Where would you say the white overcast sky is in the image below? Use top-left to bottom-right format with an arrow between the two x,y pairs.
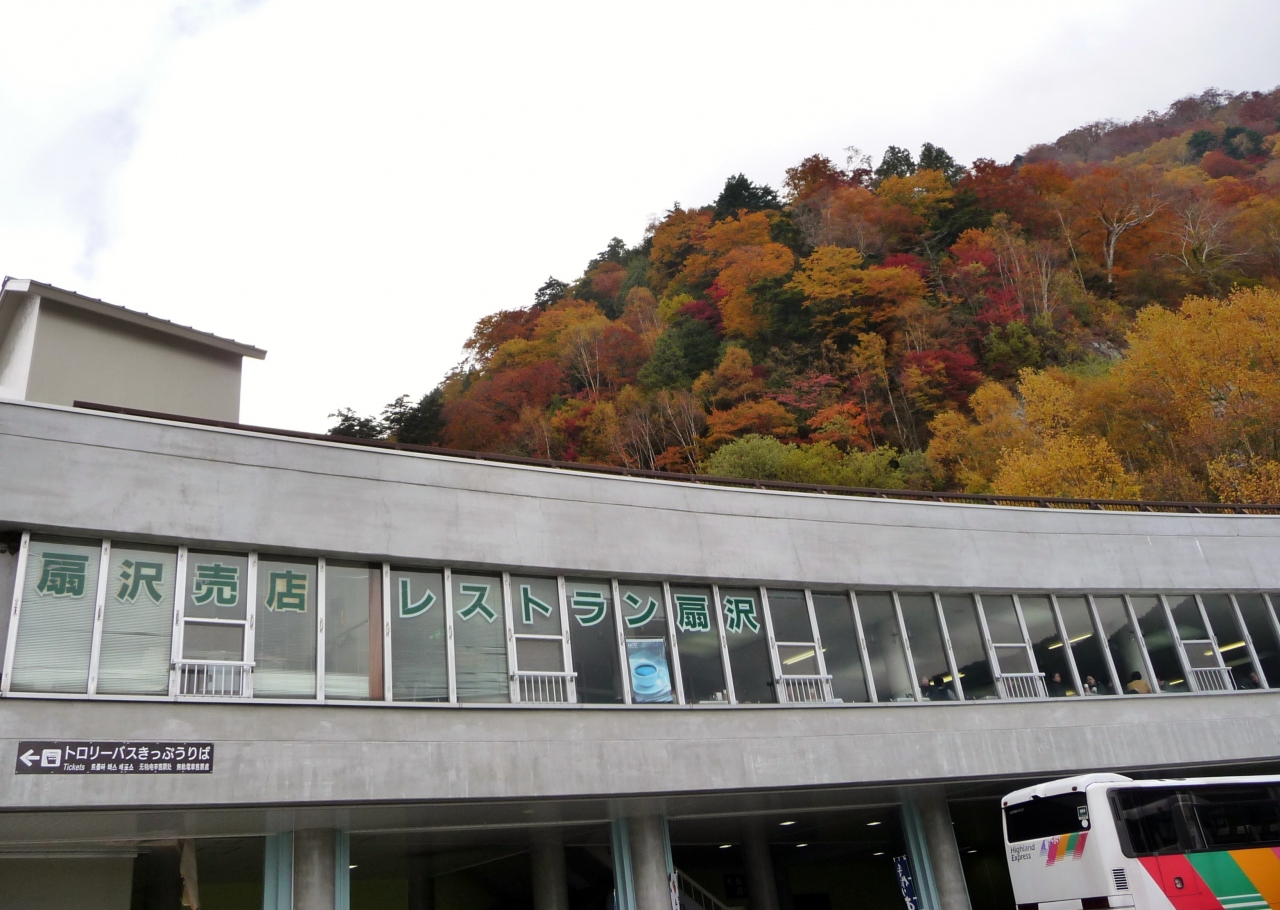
2,1 -> 1278,430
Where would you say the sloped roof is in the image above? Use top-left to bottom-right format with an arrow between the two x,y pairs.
0,277 -> 266,360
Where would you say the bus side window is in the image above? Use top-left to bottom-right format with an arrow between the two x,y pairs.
1191,787 -> 1280,849
1113,789 -> 1182,856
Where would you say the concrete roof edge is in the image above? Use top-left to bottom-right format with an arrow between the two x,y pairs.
0,277 -> 267,360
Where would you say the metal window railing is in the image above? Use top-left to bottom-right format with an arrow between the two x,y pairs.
177,660 -> 251,698
675,867 -> 733,910
997,672 -> 1048,700
1191,667 -> 1236,692
779,674 -> 833,704
513,670 -> 576,704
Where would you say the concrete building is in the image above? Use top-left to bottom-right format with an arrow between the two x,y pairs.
2,287 -> 1280,910
0,278 -> 265,421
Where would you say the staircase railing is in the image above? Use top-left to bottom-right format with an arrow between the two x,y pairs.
674,867 -> 735,910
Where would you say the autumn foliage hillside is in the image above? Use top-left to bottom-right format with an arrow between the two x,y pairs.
332,87 -> 1280,504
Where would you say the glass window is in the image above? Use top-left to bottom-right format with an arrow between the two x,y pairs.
451,572 -> 508,703
812,592 -> 870,703
1093,596 -> 1151,695
1130,595 -> 1187,692
899,593 -> 956,701
1201,595 -> 1252,684
566,578 -> 623,704
856,592 -> 914,702
719,587 -> 774,704
1236,595 -> 1280,688
1056,596 -> 1112,694
183,623 -> 244,662
10,537 -> 101,694
1166,594 -> 1222,674
389,568 -> 447,702
941,595 -> 995,699
672,584 -> 727,704
982,594 -> 1024,645
619,580 -> 674,704
97,544 -> 177,696
254,557 -> 318,698
183,551 -> 248,664
512,575 -> 564,670
324,561 -> 379,700
1019,595 -> 1073,696
1005,792 -> 1089,843
768,589 -> 814,644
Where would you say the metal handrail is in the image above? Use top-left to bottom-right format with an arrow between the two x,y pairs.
778,673 -> 834,704
997,672 -> 1048,700
1191,667 -> 1235,692
675,867 -> 734,910
73,402 -> 1280,515
176,660 -> 252,697
511,670 -> 577,704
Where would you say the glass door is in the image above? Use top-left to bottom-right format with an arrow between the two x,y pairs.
1164,594 -> 1233,692
180,550 -> 250,697
764,589 -> 832,704
510,574 -> 573,703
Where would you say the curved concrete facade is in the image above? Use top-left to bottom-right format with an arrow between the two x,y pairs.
3,400 -> 1279,910
2,401 -> 1278,593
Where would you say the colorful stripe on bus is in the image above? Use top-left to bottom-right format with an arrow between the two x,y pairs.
1138,847 -> 1280,908
1042,832 -> 1089,865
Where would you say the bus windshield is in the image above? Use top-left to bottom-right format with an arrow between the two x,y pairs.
1111,785 -> 1280,857
1004,792 -> 1090,843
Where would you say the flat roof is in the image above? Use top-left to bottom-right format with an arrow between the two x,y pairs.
0,277 -> 266,360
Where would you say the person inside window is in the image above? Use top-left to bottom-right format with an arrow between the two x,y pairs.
1047,671 -> 1067,697
1239,669 -> 1263,689
1125,670 -> 1152,694
1081,675 -> 1099,695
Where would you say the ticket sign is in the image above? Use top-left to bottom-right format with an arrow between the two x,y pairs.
14,741 -> 214,774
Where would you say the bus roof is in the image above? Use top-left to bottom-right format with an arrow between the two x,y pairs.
1003,774 -> 1130,806
1004,773 -> 1280,807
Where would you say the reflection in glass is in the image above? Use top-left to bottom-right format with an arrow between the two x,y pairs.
1056,596 -> 1113,694
1237,595 -> 1280,688
857,592 -> 914,701
672,585 -> 726,703
1130,596 -> 1186,692
619,581 -> 674,704
255,557 -> 318,698
1019,595 -> 1073,696
982,595 -> 1024,645
941,595 -> 994,699
899,593 -> 956,701
451,572 -> 508,703
720,587 -> 774,704
324,561 -> 378,700
389,568 -> 447,702
1092,596 -> 1150,695
812,592 -> 870,703
10,537 -> 101,694
566,578 -> 623,704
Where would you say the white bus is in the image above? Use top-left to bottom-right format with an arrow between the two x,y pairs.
1003,773 -> 1280,909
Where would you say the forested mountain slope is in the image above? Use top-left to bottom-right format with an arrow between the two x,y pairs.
331,87 -> 1280,503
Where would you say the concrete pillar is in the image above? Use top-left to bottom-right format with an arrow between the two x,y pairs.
407,855 -> 434,910
531,830 -> 570,910
743,820 -> 781,910
293,828 -> 336,910
910,787 -> 973,910
628,815 -> 672,910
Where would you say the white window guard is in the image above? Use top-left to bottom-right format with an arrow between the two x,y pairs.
177,660 -> 252,698
1191,667 -> 1235,692
996,672 -> 1047,700
778,674 -> 833,704
512,670 -> 576,704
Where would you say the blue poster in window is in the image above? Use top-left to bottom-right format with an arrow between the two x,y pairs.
893,855 -> 920,910
625,639 -> 673,703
